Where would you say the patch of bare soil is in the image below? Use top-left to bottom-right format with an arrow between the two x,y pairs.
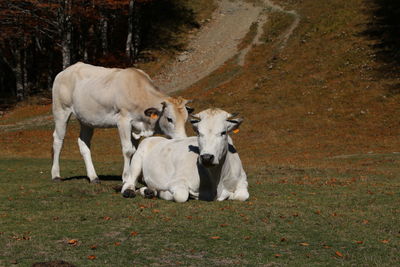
154,0 -> 299,93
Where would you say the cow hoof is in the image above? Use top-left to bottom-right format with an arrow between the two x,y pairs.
90,178 -> 100,184
52,177 -> 62,182
144,189 -> 155,199
123,189 -> 136,198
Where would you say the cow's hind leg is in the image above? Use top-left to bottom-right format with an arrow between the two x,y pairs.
51,109 -> 72,181
78,123 -> 99,183
171,183 -> 189,203
158,191 -> 174,201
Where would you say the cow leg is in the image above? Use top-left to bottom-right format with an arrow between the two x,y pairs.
170,183 -> 189,203
158,191 -> 174,201
217,189 -> 232,201
51,109 -> 71,181
138,187 -> 157,199
78,123 -> 99,183
231,188 -> 249,201
117,118 -> 137,184
121,149 -> 142,197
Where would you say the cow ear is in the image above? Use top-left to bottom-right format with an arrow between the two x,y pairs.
186,106 -> 195,114
226,118 -> 243,133
190,115 -> 201,132
144,107 -> 161,119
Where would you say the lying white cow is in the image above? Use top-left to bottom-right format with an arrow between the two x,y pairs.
121,108 -> 249,202
51,62 -> 193,184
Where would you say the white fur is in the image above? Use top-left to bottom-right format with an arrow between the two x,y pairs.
51,62 -> 189,182
122,109 -> 249,202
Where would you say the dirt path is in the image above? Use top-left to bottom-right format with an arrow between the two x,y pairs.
153,0 -> 300,93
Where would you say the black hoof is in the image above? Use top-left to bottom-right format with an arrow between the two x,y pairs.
123,189 -> 136,198
144,189 -> 155,199
52,177 -> 62,182
90,178 -> 100,184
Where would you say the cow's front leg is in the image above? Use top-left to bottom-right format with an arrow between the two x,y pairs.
217,188 -> 232,201
139,187 -> 158,199
117,118 -> 137,184
121,148 -> 143,198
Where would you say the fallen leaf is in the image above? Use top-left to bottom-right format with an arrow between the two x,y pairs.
67,239 -> 78,245
210,236 -> 221,240
300,242 -> 310,246
130,231 -> 138,236
335,251 -> 343,257
87,255 -> 96,260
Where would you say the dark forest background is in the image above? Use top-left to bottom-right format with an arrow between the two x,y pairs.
0,0 -> 199,106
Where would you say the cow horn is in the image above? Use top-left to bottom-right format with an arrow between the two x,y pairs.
190,115 -> 201,122
227,112 -> 239,120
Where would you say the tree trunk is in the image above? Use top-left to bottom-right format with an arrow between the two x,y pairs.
47,52 -> 54,91
100,17 -> 108,56
133,3 -> 140,58
23,49 -> 29,95
126,0 -> 135,63
61,0 -> 72,69
14,49 -> 24,101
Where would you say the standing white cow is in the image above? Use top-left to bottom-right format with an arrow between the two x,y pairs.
51,62 -> 193,184
121,108 -> 249,202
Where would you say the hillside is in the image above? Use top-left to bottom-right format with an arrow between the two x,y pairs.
177,0 -> 400,173
1,0 -> 400,265
1,0 -> 399,175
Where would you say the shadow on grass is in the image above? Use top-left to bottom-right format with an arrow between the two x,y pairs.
363,0 -> 400,93
62,175 -> 122,182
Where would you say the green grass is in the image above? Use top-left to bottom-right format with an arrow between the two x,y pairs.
1,157 -> 398,266
2,0 -> 400,265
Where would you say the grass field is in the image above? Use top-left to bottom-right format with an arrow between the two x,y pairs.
1,156 -> 399,266
1,0 -> 400,266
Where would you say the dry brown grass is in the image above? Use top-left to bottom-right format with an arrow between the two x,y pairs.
180,0 -> 400,173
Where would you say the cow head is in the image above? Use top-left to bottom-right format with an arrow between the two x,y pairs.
190,108 -> 242,167
145,96 -> 194,139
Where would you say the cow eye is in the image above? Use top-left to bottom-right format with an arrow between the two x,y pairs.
221,131 -> 227,136
167,117 -> 173,123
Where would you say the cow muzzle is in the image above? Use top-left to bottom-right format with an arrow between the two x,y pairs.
200,154 -> 216,167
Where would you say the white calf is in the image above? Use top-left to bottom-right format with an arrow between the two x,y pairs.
51,62 -> 193,184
